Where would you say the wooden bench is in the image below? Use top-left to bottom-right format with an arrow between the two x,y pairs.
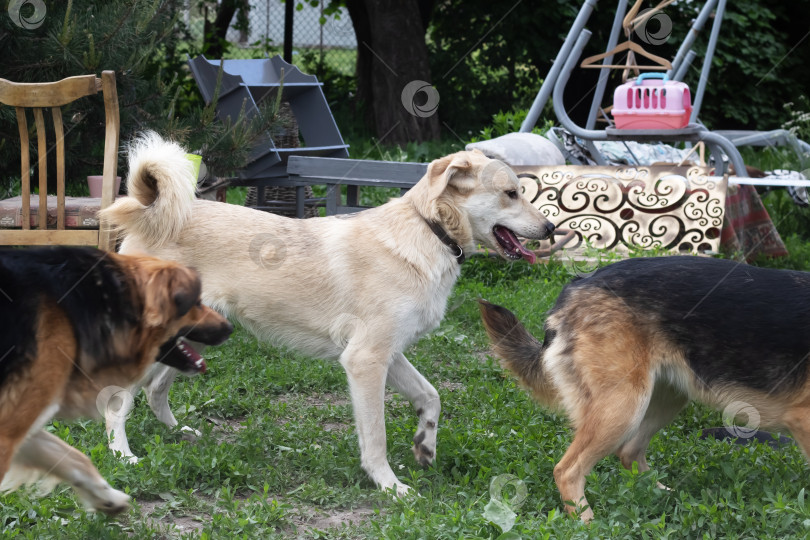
286,156 -> 427,215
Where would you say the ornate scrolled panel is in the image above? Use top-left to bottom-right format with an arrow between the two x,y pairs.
514,165 -> 727,257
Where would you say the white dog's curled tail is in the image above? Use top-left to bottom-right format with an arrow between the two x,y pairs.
100,131 -> 196,247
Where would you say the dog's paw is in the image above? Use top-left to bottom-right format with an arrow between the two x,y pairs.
98,497 -> 131,516
578,507 -> 594,523
83,487 -> 131,516
411,430 -> 436,467
179,425 -> 202,441
110,448 -> 139,464
381,482 -> 412,498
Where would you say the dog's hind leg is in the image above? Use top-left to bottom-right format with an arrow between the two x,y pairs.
386,352 -> 440,467
615,379 -> 688,485
340,343 -> 410,496
0,403 -> 61,491
554,389 -> 652,522
781,404 -> 810,462
12,430 -> 130,515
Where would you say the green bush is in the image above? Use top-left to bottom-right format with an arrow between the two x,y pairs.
0,0 -> 280,196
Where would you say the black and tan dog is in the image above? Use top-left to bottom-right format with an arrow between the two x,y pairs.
0,246 -> 232,514
480,256 -> 810,522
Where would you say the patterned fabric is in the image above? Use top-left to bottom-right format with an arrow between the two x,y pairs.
514,165 -> 727,257
721,184 -> 788,261
0,196 -> 105,229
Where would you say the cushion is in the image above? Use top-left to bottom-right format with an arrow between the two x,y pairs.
466,133 -> 566,166
0,195 -> 105,229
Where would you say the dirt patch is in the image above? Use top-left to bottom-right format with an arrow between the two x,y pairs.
272,392 -> 353,433
137,499 -> 209,536
439,381 -> 465,392
206,415 -> 248,443
475,350 -> 495,364
273,392 -> 351,408
138,491 -> 376,537
322,422 -> 350,432
285,501 -> 377,536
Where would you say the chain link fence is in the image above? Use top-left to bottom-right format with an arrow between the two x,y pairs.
184,1 -> 356,78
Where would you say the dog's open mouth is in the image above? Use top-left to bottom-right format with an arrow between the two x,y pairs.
493,225 -> 536,264
158,337 -> 207,374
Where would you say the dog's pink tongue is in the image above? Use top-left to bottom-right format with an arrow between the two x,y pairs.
518,242 -> 537,264
496,226 -> 536,264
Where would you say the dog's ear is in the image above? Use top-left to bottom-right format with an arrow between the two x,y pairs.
143,266 -> 201,326
142,269 -> 172,327
427,153 -> 477,201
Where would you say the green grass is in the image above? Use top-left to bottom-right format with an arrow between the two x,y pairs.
6,140 -> 810,536
4,254 -> 810,538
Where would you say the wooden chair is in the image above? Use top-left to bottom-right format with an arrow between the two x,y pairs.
0,71 -> 120,251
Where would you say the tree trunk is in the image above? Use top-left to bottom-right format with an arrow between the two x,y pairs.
203,0 -> 239,58
346,0 -> 440,145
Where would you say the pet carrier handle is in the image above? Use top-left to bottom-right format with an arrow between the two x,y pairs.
635,73 -> 669,85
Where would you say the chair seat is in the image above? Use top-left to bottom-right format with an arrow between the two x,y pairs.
0,195 -> 113,229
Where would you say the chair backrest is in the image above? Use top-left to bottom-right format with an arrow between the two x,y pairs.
0,71 -> 120,251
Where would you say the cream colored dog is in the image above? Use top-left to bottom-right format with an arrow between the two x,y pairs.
101,132 -> 554,495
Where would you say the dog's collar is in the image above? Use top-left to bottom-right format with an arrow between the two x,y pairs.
423,218 -> 465,264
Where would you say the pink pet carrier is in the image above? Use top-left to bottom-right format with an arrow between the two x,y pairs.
612,73 -> 692,130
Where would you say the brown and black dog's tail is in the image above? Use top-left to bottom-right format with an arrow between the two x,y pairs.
478,300 -> 548,395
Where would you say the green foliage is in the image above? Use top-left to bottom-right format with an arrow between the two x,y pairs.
0,0 -> 281,195
783,96 -> 810,143
471,109 -> 554,142
752,233 -> 810,271
426,1 -> 810,134
654,1 -> 810,130
758,189 -> 810,242
427,1 -> 581,133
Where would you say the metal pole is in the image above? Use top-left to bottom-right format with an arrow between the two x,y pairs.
320,0 -> 325,69
586,0 -> 629,130
284,0 -> 294,63
553,30 -> 596,137
667,0 -> 717,78
690,0 -> 725,122
519,0 -> 599,132
673,50 -> 696,81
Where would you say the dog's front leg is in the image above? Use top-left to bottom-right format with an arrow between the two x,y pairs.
146,346 -> 205,440
387,352 -> 440,467
13,430 -> 131,515
105,384 -> 139,463
144,364 -> 181,429
340,344 -> 409,496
